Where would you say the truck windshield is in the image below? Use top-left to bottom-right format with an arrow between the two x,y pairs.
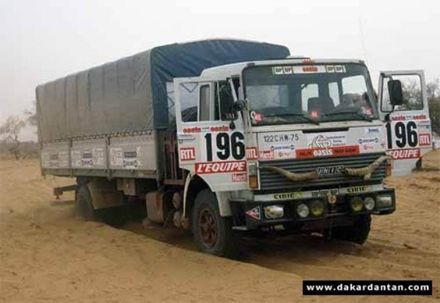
243,63 -> 378,125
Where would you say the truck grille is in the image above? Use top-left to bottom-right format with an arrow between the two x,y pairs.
258,153 -> 386,191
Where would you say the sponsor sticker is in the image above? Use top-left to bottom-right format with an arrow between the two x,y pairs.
365,127 -> 381,134
182,125 -> 229,133
195,161 -> 246,174
232,172 -> 247,182
246,147 -> 258,160
283,66 -> 293,74
250,111 -> 264,123
259,150 -> 274,160
391,114 -> 427,122
123,158 -> 138,169
308,133 -> 346,148
210,125 -> 230,132
272,65 -> 331,75
418,133 -> 432,146
413,114 -> 427,120
179,147 -> 196,161
49,153 -> 59,167
182,126 -> 201,133
387,148 -> 420,159
296,145 -> 360,159
346,186 -> 368,193
110,147 -> 123,166
273,192 -> 303,200
363,144 -> 375,151
246,206 -> 261,220
417,120 -> 431,126
358,137 -> 379,144
272,145 -> 296,159
272,66 -> 284,75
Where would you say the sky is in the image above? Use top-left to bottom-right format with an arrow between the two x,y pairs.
0,0 -> 439,140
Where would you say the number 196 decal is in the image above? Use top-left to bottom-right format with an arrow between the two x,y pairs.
204,132 -> 245,161
386,121 -> 418,149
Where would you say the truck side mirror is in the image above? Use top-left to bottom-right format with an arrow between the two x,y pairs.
233,99 -> 246,112
388,79 -> 403,106
219,81 -> 239,121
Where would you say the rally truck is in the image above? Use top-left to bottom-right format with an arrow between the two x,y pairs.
36,39 -> 432,257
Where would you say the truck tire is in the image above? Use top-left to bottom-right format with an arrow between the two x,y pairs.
76,184 -> 96,220
192,189 -> 239,258
326,214 -> 371,244
97,207 -> 127,228
76,184 -> 127,227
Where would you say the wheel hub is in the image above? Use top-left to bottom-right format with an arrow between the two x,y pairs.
199,208 -> 217,248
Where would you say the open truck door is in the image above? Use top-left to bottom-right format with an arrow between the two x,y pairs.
378,70 -> 433,176
173,78 -> 248,192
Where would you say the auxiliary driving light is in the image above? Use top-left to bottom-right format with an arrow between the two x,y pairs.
264,205 -> 284,219
377,195 -> 393,208
364,197 -> 376,211
309,200 -> 325,216
296,203 -> 310,218
350,196 -> 364,212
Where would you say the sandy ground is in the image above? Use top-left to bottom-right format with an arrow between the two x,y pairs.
0,152 -> 439,302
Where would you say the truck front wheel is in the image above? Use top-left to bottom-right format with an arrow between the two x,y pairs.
326,214 -> 371,244
192,189 -> 239,258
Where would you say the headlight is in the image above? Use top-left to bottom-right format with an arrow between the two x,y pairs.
377,195 -> 393,208
264,205 -> 284,219
350,196 -> 364,212
364,197 -> 375,211
296,203 -> 310,218
309,200 -> 325,216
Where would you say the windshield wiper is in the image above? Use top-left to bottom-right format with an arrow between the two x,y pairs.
265,113 -> 319,125
321,110 -> 373,122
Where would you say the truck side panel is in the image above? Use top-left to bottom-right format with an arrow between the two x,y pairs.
41,141 -> 70,169
71,138 -> 107,170
41,132 -> 159,179
109,133 -> 157,172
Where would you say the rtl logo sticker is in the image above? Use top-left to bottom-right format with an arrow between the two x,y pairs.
179,147 -> 195,161
418,133 -> 432,146
246,147 -> 258,160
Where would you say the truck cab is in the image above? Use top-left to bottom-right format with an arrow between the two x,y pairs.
173,58 -> 412,256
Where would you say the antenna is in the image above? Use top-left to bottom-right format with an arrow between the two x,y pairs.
358,0 -> 369,64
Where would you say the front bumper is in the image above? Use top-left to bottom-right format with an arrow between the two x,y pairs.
230,188 -> 395,231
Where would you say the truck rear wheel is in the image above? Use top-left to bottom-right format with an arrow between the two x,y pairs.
192,189 -> 239,258
326,214 -> 371,244
75,184 -> 127,227
97,207 -> 127,228
76,184 -> 96,220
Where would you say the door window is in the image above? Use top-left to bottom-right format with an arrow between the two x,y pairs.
180,82 -> 199,123
381,74 -> 423,112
